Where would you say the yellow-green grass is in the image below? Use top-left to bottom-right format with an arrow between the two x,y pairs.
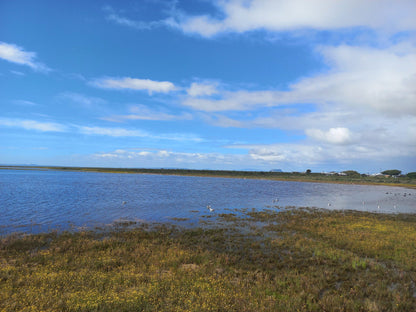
1,208 -> 416,311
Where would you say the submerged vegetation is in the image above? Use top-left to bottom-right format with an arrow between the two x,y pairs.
1,208 -> 416,311
2,166 -> 416,188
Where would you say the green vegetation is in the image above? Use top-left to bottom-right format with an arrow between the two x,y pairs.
1,208 -> 416,311
407,172 -> 416,178
3,166 -> 416,188
342,170 -> 361,177
381,170 -> 402,176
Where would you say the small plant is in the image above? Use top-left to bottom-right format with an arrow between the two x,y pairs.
1,209 -> 416,311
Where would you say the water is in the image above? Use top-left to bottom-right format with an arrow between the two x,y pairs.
0,169 -> 415,234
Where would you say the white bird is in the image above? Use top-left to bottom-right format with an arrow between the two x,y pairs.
207,205 -> 214,212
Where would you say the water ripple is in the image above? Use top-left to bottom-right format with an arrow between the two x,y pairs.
0,169 -> 415,234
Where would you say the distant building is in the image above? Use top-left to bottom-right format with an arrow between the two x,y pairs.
322,171 -> 337,176
370,173 -> 384,177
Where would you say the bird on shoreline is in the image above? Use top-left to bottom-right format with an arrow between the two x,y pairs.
207,205 -> 214,212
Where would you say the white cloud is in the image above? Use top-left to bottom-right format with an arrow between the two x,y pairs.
0,118 -> 202,143
107,13 -> 148,29
77,125 -> 203,142
103,5 -> 164,30
0,42 -> 50,72
223,112 -> 416,167
88,125 -> 416,169
59,92 -> 107,108
207,98 -> 416,166
167,15 -> 225,38
13,100 -> 38,106
238,138 -> 416,167
10,70 -> 25,76
92,148 -> 247,168
306,127 -> 353,145
169,0 -> 416,37
182,43 -> 416,116
106,12 -> 164,30
244,144 -> 338,164
181,40 -> 416,169
0,118 -> 66,132
292,44 -> 416,116
77,126 -> 149,137
91,77 -> 176,94
187,82 -> 219,97
182,90 -> 283,111
103,104 -> 192,122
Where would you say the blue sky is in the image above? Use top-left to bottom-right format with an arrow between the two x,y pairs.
1,0 -> 415,173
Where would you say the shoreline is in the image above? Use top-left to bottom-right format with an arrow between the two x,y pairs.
2,165 -> 416,189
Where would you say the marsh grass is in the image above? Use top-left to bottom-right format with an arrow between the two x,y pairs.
1,208 -> 415,311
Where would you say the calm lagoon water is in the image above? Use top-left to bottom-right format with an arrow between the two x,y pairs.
1,169 -> 415,234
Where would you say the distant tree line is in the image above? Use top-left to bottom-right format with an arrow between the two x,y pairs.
341,170 -> 361,177
6,166 -> 415,182
381,169 -> 402,176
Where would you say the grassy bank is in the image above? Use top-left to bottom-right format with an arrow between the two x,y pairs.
1,208 -> 416,311
3,166 -> 416,188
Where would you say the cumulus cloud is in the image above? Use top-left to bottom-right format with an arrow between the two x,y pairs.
0,42 -> 50,72
180,38 -> 416,169
91,77 -> 176,94
187,82 -> 219,97
306,127 -> 353,145
238,138 -> 416,167
168,0 -> 416,37
182,43 -> 416,117
222,112 -> 416,169
0,118 -> 66,132
292,44 -> 416,116
92,148 -> 248,169
90,123 -> 416,169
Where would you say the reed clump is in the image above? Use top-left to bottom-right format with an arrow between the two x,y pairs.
1,208 -> 415,311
